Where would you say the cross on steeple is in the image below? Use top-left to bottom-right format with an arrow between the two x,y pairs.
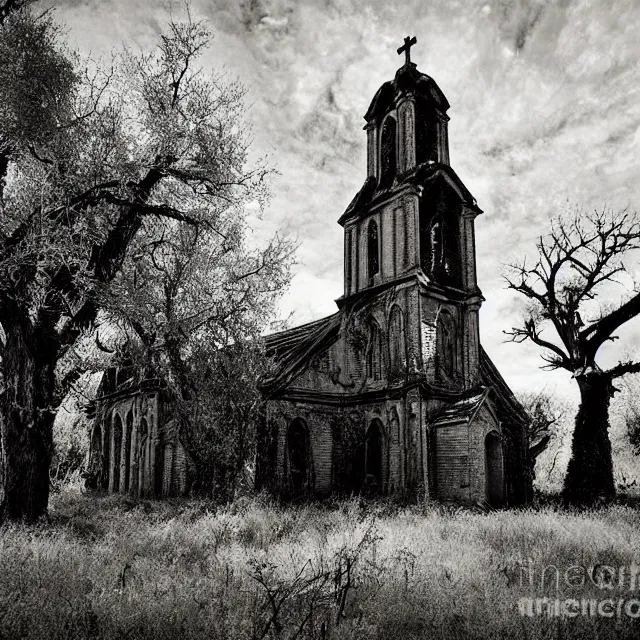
397,35 -> 417,66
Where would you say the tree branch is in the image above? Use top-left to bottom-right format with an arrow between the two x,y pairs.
606,360 -> 640,380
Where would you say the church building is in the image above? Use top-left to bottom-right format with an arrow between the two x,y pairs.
257,38 -> 532,507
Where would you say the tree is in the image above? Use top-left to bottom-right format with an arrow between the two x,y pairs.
517,390 -> 566,485
99,211 -> 294,501
505,207 -> 640,504
0,6 -> 285,520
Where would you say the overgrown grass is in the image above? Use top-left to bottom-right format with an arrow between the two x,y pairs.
2,486 -> 640,639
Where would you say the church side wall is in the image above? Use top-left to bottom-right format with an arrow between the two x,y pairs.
434,422 -> 470,503
268,396 -> 417,498
468,405 -> 502,504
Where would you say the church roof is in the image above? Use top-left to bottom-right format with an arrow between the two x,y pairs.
364,62 -> 450,123
261,312 -> 342,395
479,346 -> 529,426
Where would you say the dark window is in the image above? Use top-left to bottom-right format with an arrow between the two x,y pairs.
430,217 -> 444,274
123,411 -> 133,492
287,419 -> 314,495
437,310 -> 456,379
366,319 -> 383,380
364,420 -> 384,495
155,437 -> 164,497
379,117 -> 397,189
388,305 -> 406,370
416,101 -> 439,165
346,230 -> 352,291
485,431 -> 504,507
139,417 -> 148,496
367,219 -> 379,282
112,414 -> 122,492
101,422 -> 110,490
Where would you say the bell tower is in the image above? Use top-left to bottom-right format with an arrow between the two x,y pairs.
338,37 -> 484,389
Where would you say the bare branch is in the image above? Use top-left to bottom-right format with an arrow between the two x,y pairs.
606,360 -> 640,380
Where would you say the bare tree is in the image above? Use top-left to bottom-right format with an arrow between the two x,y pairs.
0,6 -> 281,520
504,206 -> 640,504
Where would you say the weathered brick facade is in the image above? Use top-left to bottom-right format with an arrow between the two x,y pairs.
259,51 -> 532,507
86,371 -> 192,498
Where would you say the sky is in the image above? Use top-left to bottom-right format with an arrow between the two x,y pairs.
41,0 -> 640,404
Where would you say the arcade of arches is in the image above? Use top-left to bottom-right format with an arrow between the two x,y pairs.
87,385 -> 191,498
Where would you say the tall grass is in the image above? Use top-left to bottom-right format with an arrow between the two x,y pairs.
2,486 -> 640,639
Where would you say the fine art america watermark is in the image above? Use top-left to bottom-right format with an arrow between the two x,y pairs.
517,559 -> 640,618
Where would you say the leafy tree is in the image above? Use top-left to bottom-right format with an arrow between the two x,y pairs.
505,207 -> 640,504
100,213 -> 294,501
0,6 -> 289,520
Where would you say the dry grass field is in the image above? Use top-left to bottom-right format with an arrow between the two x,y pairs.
2,485 -> 640,639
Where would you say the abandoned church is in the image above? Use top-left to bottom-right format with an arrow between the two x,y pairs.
86,38 -> 531,507
257,38 -> 532,507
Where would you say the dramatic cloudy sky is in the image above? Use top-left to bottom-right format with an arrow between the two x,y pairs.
42,0 -> 640,402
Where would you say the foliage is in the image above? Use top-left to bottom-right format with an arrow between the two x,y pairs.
3,489 -> 640,639
0,4 -> 293,518
517,390 -> 566,472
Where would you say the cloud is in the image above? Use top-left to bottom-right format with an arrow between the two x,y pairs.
42,0 -> 640,401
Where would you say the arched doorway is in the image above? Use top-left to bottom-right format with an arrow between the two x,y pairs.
287,419 -> 314,496
485,431 -> 504,508
364,420 -> 384,495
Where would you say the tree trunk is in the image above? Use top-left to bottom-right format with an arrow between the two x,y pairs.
0,305 -> 56,522
563,373 -> 616,505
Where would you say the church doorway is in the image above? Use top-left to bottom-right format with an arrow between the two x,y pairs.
364,420 -> 384,495
485,431 -> 504,508
287,419 -> 314,496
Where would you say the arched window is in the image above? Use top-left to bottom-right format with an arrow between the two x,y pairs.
388,305 -> 406,370
366,319 -> 383,380
430,217 -> 444,274
287,419 -> 314,495
379,116 -> 397,189
364,420 -> 384,494
367,219 -> 379,282
437,310 -> 456,379
416,104 -> 439,165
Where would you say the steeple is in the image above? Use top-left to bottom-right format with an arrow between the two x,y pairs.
363,36 -> 451,186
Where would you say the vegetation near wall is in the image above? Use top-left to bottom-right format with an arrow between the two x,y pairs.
2,487 -> 640,639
